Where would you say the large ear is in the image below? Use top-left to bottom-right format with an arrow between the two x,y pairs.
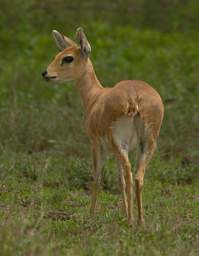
76,27 -> 91,56
52,30 -> 77,51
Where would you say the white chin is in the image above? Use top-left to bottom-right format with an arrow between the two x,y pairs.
50,77 -> 73,83
62,78 -> 73,83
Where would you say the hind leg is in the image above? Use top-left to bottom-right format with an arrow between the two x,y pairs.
119,151 -> 133,225
135,134 -> 156,225
117,161 -> 128,218
109,132 -> 133,225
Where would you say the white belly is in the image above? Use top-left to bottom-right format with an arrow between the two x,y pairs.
112,116 -> 137,151
100,116 -> 137,153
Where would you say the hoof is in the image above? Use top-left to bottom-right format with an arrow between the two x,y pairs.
128,218 -> 134,227
137,218 -> 145,226
89,208 -> 95,217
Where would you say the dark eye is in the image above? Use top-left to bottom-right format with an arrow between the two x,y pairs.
61,56 -> 74,65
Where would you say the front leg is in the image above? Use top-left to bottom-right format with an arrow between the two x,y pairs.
90,142 -> 102,216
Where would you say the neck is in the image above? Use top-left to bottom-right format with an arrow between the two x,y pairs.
75,59 -> 103,111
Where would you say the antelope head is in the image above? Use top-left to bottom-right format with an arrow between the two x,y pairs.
42,27 -> 91,82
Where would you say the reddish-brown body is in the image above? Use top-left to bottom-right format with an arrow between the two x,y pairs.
85,80 -> 163,139
42,28 -> 164,225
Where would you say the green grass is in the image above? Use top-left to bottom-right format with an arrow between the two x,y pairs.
0,1 -> 199,254
0,152 -> 198,255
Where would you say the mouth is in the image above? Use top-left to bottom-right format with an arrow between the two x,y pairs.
44,76 -> 57,81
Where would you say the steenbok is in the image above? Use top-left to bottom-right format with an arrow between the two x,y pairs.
42,28 -> 164,225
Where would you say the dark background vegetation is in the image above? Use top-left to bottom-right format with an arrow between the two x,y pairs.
0,0 -> 198,255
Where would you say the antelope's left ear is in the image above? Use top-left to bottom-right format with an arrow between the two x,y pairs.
76,27 -> 91,56
52,30 -> 77,51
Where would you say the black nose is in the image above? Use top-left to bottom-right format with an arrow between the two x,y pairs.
42,70 -> 47,77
